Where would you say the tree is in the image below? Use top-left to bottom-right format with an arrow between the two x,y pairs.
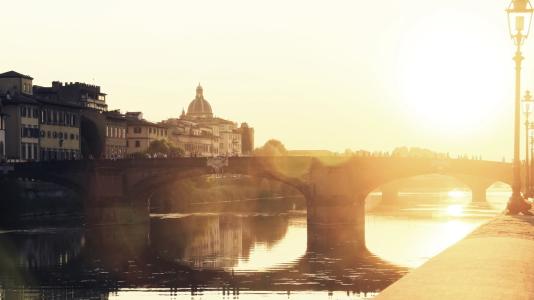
254,139 -> 288,156
147,140 -> 169,155
147,140 -> 185,158
168,144 -> 185,158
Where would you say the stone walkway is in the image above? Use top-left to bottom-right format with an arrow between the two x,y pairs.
376,214 -> 534,300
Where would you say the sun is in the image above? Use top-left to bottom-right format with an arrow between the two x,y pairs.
395,10 -> 509,137
445,204 -> 465,217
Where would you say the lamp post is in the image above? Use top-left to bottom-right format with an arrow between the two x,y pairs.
530,127 -> 534,196
522,90 -> 533,197
507,0 -> 534,214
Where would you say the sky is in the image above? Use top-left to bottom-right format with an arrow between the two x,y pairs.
1,0 -> 531,160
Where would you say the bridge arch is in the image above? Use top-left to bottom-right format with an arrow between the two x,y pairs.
127,165 -> 310,210
369,172 -> 511,207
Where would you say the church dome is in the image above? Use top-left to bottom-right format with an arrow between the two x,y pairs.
186,84 -> 213,118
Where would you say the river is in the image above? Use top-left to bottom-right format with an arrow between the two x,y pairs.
0,185 -> 509,299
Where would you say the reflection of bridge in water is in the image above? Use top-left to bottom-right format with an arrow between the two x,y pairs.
6,157 -> 513,249
0,215 -> 407,298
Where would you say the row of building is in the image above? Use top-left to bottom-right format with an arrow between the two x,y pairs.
0,71 -> 254,161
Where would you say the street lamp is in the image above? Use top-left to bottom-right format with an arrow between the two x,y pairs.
507,0 -> 534,214
530,126 -> 534,196
522,90 -> 534,197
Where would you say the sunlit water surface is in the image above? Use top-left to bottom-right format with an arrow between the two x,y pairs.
0,186 -> 509,299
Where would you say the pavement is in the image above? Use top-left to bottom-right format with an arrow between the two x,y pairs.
375,213 -> 534,300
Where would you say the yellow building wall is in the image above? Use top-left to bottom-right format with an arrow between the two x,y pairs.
40,125 -> 80,150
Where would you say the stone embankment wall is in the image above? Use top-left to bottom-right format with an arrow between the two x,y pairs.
376,215 -> 534,300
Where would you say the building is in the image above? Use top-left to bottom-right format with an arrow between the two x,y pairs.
165,84 -> 254,157
34,79 -> 111,159
237,122 -> 254,155
103,110 -> 127,159
163,117 -> 214,157
33,84 -> 83,161
126,112 -> 168,155
0,71 -> 41,161
0,99 -> 6,160
43,81 -> 108,112
37,98 -> 82,160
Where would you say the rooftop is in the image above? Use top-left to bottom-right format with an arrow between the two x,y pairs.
0,71 -> 33,80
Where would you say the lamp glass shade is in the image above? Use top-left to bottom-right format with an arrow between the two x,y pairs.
508,0 -> 534,44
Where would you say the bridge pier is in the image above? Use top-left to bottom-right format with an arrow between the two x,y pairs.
307,163 -> 368,252
454,175 -> 494,203
307,197 -> 366,253
380,183 -> 399,205
85,199 -> 149,225
84,170 -> 150,226
470,184 -> 489,203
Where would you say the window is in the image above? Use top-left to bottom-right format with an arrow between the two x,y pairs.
134,127 -> 142,134
33,108 -> 38,118
21,143 -> 26,159
135,141 -> 140,147
47,131 -> 51,138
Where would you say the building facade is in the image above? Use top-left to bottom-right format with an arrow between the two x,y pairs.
37,99 -> 81,160
165,85 -> 253,157
126,112 -> 168,155
34,82 -> 83,161
34,79 -> 110,159
163,118 -> 214,157
0,71 -> 41,161
104,110 -> 127,159
0,99 -> 6,160
237,123 -> 254,155
42,81 -> 108,111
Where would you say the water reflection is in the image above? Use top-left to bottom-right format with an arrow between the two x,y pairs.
0,187 -> 508,299
365,186 -> 509,268
151,214 -> 291,270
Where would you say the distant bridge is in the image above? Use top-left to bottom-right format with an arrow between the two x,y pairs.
3,157 -> 513,248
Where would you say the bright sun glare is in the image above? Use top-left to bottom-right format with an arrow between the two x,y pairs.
445,204 -> 465,217
447,189 -> 467,199
396,10 -> 507,136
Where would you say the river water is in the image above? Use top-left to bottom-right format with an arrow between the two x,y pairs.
0,186 -> 509,299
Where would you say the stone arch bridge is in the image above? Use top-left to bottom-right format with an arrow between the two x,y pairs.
5,157 -> 513,249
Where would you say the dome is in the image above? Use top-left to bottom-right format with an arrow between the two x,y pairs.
186,84 -> 213,118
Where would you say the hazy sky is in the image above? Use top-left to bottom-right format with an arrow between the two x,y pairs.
1,0 -> 531,160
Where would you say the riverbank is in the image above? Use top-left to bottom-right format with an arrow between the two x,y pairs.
376,213 -> 534,299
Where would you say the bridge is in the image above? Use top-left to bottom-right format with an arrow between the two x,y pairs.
3,156 -> 513,249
